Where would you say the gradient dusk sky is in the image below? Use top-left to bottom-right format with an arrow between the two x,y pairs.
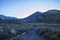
0,0 -> 60,18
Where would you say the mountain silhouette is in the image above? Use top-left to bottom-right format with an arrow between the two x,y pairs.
42,9 -> 60,23
19,11 -> 42,22
0,9 -> 60,23
0,15 -> 18,22
25,9 -> 60,23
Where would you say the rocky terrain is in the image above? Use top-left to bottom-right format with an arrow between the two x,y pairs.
0,9 -> 60,40
0,24 -> 46,40
0,23 -> 60,40
37,28 -> 60,40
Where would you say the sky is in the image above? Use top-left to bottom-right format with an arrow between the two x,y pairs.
0,0 -> 60,18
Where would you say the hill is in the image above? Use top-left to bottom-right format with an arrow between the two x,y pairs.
25,9 -> 60,23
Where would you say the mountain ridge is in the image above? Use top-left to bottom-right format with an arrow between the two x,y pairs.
0,9 -> 60,23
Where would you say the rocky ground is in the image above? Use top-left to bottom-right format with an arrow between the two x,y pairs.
0,25 -> 60,40
0,26 -> 46,40
37,28 -> 60,40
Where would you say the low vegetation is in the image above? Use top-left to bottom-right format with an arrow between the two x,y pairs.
37,28 -> 60,40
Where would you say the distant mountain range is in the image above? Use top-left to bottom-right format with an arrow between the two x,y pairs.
0,9 -> 60,23
0,15 -> 18,22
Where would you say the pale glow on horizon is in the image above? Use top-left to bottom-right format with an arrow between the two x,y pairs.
0,0 -> 60,18
2,7 -> 51,18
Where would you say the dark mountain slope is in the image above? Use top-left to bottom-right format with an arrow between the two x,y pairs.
19,11 -> 42,22
42,9 -> 60,23
0,15 -> 18,23
0,9 -> 60,23
25,9 -> 60,23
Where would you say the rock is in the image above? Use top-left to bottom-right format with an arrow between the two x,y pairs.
10,29 -> 17,37
0,27 -> 9,40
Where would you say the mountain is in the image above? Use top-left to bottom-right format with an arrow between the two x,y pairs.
0,15 -> 18,22
19,11 -> 42,22
25,9 -> 60,23
0,9 -> 60,23
42,9 -> 60,23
